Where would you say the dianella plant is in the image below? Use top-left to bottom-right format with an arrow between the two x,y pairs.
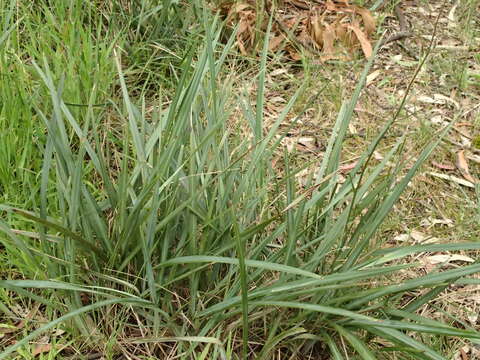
1,10 -> 479,360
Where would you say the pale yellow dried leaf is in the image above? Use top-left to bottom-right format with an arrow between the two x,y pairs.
447,3 -> 458,28
366,69 -> 381,85
426,254 -> 475,265
429,172 -> 475,188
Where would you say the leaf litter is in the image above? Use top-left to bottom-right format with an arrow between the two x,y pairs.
217,0 -> 376,61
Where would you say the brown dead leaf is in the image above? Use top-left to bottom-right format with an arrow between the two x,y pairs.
0,321 -> 24,335
32,343 -> 52,357
220,0 -> 375,60
336,23 -> 357,50
269,34 -> 285,51
348,24 -> 372,58
456,150 -> 477,183
226,3 -> 251,22
339,161 -> 358,173
288,48 -> 302,61
311,15 -> 324,47
354,6 -> 376,35
322,23 -> 336,54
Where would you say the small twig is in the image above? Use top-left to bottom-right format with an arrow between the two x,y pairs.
461,102 -> 480,118
290,0 -> 310,10
394,3 -> 409,32
378,1 -> 413,48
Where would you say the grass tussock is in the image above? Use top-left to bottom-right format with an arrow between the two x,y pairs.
1,1 -> 480,359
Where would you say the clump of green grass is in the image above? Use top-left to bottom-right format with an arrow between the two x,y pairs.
0,0 -> 195,206
1,4 -> 480,360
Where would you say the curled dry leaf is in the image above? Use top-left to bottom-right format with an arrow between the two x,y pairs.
354,6 -> 376,35
456,150 -> 477,183
219,0 -> 376,60
348,24 -> 372,58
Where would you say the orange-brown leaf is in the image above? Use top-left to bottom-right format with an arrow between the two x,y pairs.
288,48 -> 302,61
33,343 -> 52,357
348,24 -> 372,57
355,7 -> 376,35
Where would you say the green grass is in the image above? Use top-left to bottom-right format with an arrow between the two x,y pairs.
1,1 -> 480,359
